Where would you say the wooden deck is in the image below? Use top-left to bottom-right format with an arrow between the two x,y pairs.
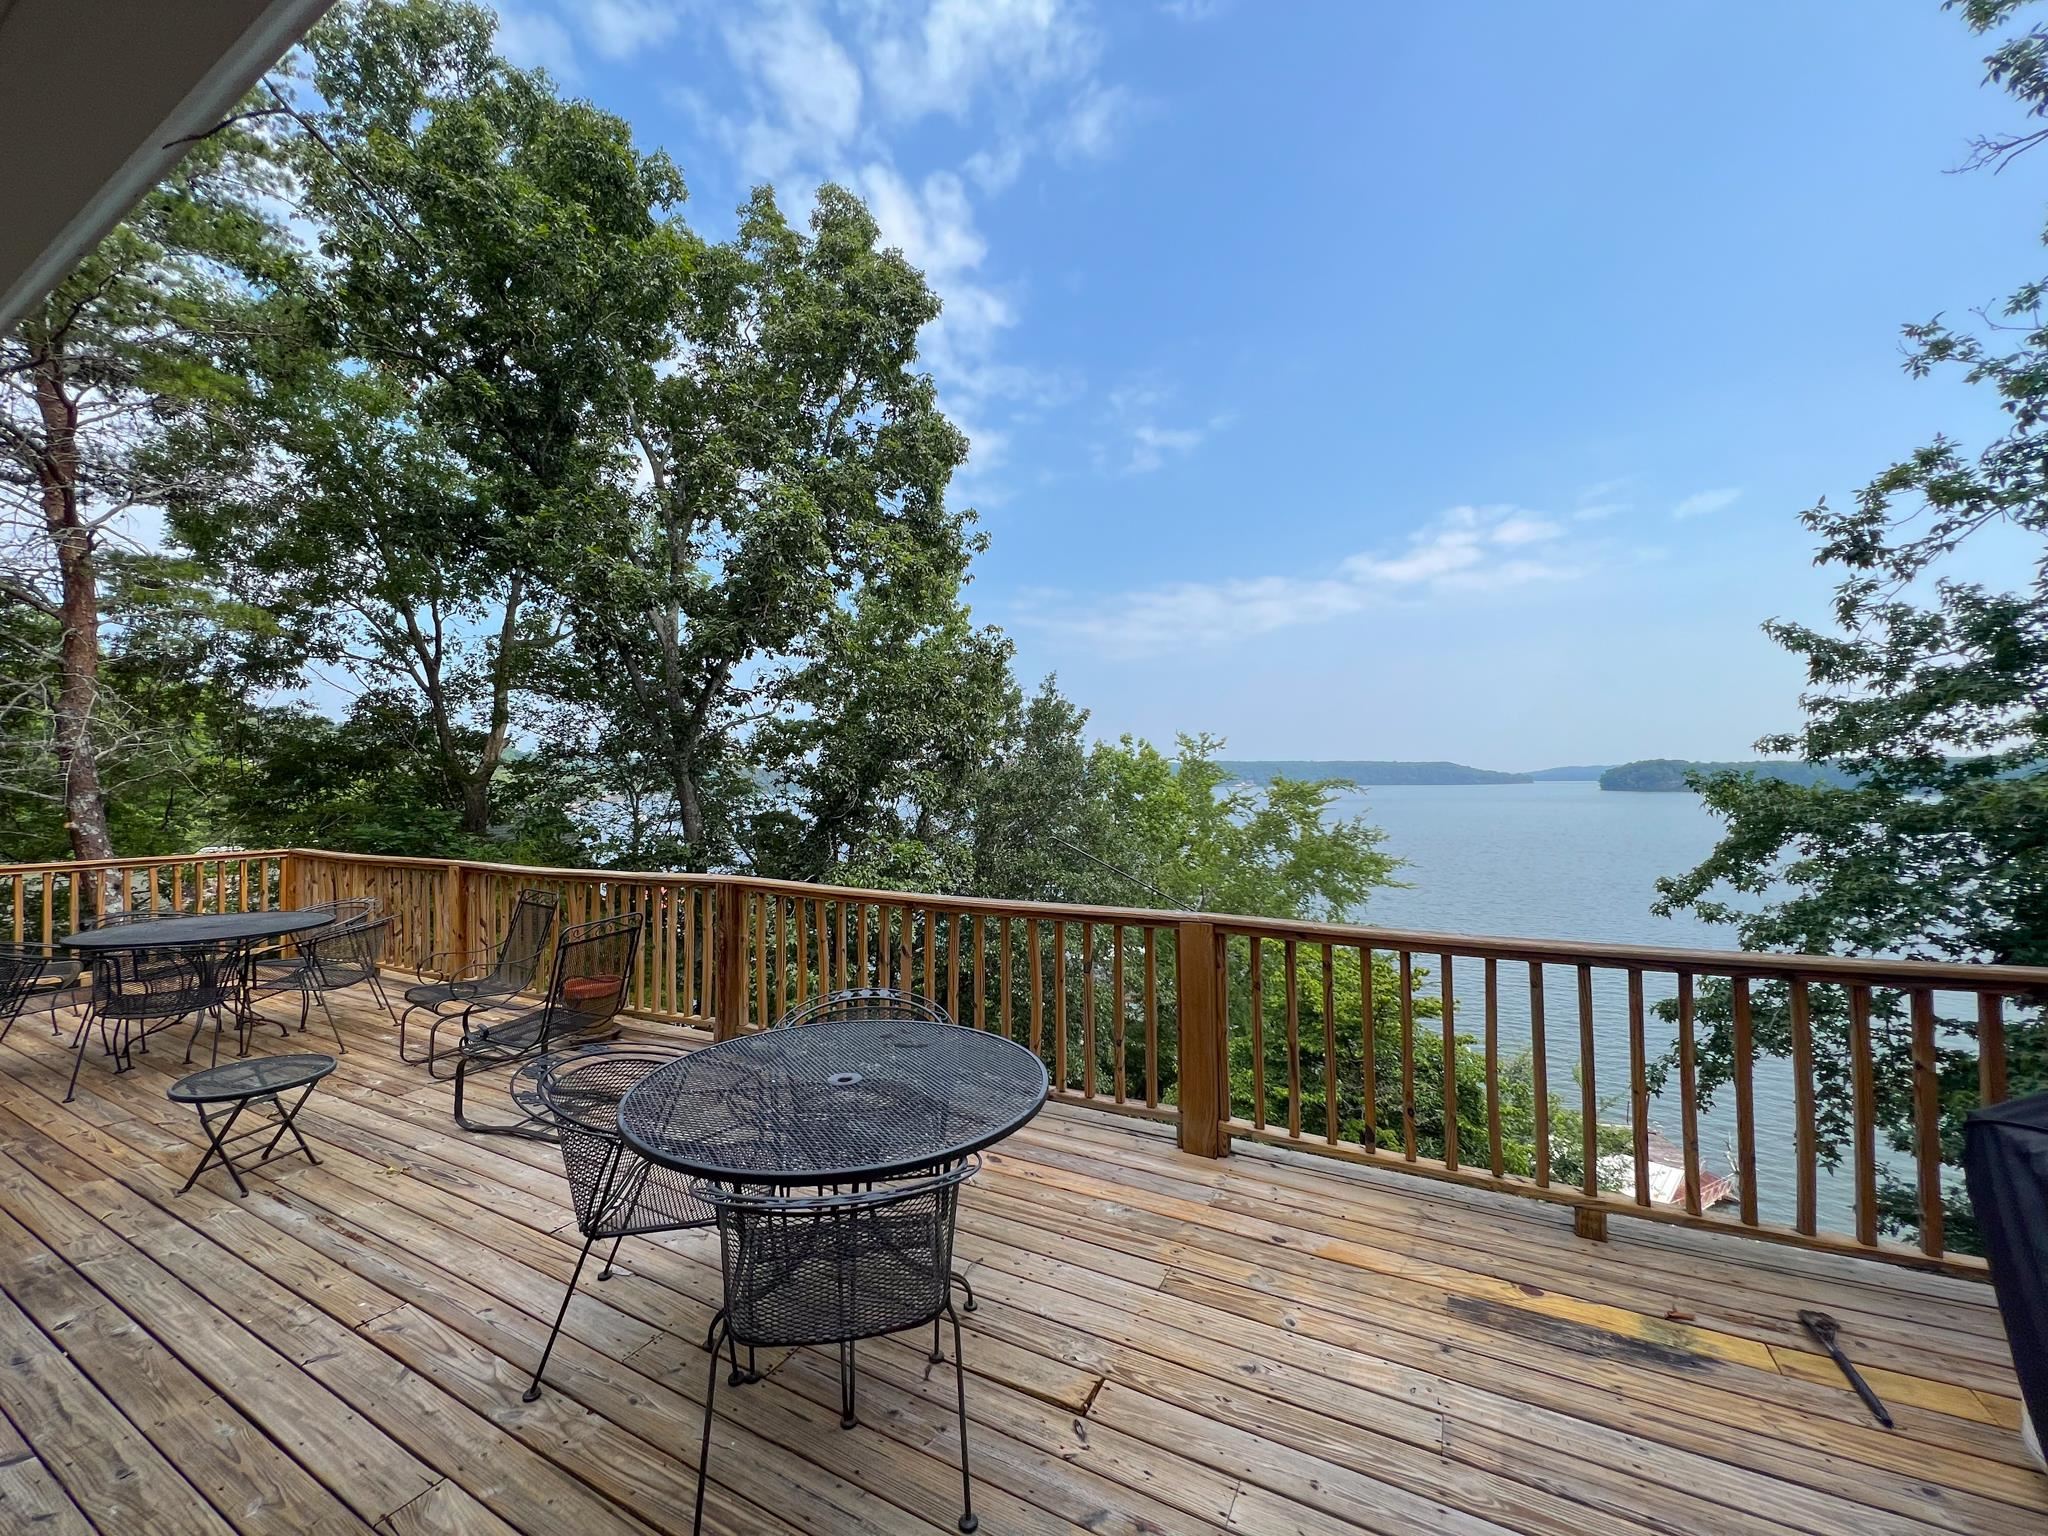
0,990 -> 2038,1536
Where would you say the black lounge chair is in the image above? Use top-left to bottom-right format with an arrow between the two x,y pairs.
449,911 -> 641,1136
398,887 -> 558,1066
771,985 -> 952,1029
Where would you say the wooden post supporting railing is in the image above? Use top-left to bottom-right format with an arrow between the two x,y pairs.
1176,919 -> 1227,1157
443,859 -> 469,960
715,880 -> 748,1040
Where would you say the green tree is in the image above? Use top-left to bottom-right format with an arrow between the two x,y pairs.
179,0 -> 690,837
0,112 -> 291,859
568,183 -> 976,866
1654,0 -> 2048,1249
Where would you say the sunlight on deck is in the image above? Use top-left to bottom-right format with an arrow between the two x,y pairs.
0,990 -> 2036,1535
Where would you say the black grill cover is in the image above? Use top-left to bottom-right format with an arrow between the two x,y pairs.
1964,1090 -> 2048,1438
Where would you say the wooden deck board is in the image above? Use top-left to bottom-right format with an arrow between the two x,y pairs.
0,988 -> 2037,1534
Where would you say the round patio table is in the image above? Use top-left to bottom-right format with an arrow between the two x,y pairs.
62,909 -> 340,1077
617,1019 -> 1049,1185
60,910 -> 333,953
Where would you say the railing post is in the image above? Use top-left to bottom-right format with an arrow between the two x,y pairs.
715,881 -> 749,1040
1176,920 -> 1228,1157
277,852 -> 297,914
444,860 -> 470,967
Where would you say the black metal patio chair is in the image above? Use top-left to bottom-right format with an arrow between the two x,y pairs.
448,911 -> 642,1136
246,913 -> 392,1055
771,986 -> 953,1029
692,1161 -> 982,1534
519,1042 -> 712,1401
0,944 -> 70,1046
398,888 -> 559,1066
64,937 -> 241,1101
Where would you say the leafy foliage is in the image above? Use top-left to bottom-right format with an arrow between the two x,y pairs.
1655,0 -> 2048,1249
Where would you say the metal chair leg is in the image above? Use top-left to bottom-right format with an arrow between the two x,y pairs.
596,1232 -> 626,1281
950,1270 -> 978,1312
64,1004 -> 98,1101
693,1317 -> 723,1536
314,990 -> 347,1054
524,1230 -> 600,1401
838,1338 -> 858,1428
949,1303 -> 977,1533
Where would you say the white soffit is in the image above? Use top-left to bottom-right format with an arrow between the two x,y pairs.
0,0 -> 336,335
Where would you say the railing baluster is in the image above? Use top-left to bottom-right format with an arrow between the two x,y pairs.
1321,943 -> 1337,1145
1979,992 -> 2008,1106
1849,984 -> 1878,1247
1000,916 -> 1014,1040
972,913 -> 986,1030
1360,946 -> 1376,1152
1398,949 -> 1416,1161
1440,951 -> 1457,1173
754,894 -> 770,1027
1732,977 -> 1759,1227
1577,965 -> 1597,1198
1911,989 -> 1944,1256
1112,925 -> 1127,1101
1250,936 -> 1266,1131
1052,919 -> 1068,1093
1284,938 -> 1301,1138
1145,928 -> 1159,1104
1789,978 -> 1817,1237
1484,958 -> 1502,1178
1628,968 -> 1650,1207
1028,918 -> 1045,1056
1082,920 -> 1097,1098
1676,972 -> 1702,1217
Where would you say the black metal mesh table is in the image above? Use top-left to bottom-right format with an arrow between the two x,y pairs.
617,1020 -> 1049,1184
61,910 -> 333,951
168,1052 -> 335,1196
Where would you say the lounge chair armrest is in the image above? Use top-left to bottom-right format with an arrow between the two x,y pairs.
413,947 -> 490,986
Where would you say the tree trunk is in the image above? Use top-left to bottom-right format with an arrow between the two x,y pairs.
460,775 -> 492,837
35,361 -> 114,861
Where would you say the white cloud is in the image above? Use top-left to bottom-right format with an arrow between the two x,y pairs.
584,0 -> 684,60
1159,0 -> 1226,18
492,6 -> 579,79
1107,381 -> 1230,473
1127,423 -> 1204,472
1672,486 -> 1742,520
1020,505 -> 1586,655
1053,82 -> 1137,160
963,138 -> 1032,193
680,0 -> 1131,490
855,0 -> 1101,122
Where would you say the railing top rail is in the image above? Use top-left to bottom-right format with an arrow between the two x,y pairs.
2,847 -> 2039,994
284,848 -> 716,882
0,849 -> 293,876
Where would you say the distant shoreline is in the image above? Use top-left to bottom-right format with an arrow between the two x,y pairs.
1217,758 -> 1846,790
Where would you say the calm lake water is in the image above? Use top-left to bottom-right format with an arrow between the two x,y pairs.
1333,780 -> 1848,1230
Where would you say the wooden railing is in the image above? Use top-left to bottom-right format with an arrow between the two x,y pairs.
4,847 -> 2041,1275
0,850 -> 288,943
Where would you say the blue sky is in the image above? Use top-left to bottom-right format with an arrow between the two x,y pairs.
489,0 -> 2036,768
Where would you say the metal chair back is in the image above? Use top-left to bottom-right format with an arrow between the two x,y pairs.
772,986 -> 952,1030
695,1159 -> 978,1348
90,942 -> 238,1022
542,911 -> 641,1041
309,915 -> 390,990
488,888 -> 560,993
536,1045 -> 709,1238
0,946 -> 51,1041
